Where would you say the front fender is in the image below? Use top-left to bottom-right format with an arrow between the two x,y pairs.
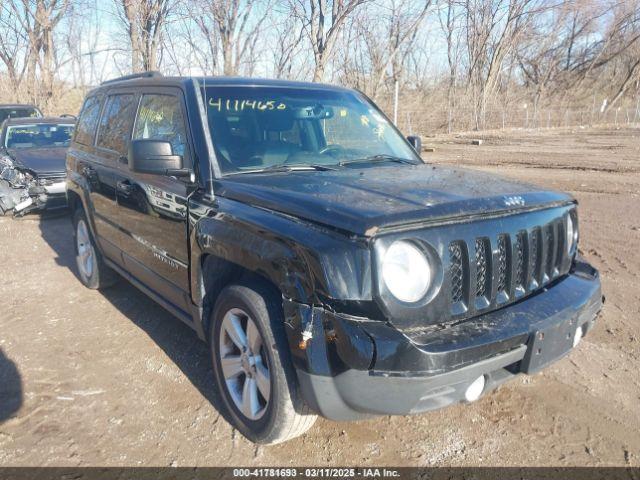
188,196 -> 373,307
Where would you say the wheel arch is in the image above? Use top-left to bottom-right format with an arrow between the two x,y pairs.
66,177 -> 101,246
66,188 -> 82,216
198,253 -> 286,341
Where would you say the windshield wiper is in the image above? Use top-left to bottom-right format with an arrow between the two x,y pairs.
225,163 -> 337,176
338,154 -> 419,167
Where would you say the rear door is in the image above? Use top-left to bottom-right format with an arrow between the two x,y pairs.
115,88 -> 192,314
68,93 -> 123,264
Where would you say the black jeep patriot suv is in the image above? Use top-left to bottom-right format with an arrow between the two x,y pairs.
66,72 -> 602,444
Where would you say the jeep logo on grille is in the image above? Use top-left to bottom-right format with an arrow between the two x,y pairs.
503,195 -> 525,207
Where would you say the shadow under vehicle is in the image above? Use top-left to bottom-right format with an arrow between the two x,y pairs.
65,72 -> 603,444
36,214 -> 232,429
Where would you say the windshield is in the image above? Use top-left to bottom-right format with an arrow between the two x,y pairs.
5,124 -> 75,149
0,107 -> 41,124
200,85 -> 420,175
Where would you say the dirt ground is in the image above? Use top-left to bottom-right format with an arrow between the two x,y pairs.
0,127 -> 638,466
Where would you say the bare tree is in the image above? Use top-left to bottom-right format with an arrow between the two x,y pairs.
270,12 -> 306,78
63,0 -> 114,90
338,0 -> 432,99
191,0 -> 269,76
439,0 -> 464,132
363,0 -> 433,98
289,0 -> 369,81
0,2 -> 29,100
1,0 -> 639,132
175,3 -> 220,75
461,0 -> 547,129
118,0 -> 177,72
600,0 -> 640,113
515,0 -> 640,121
7,0 -> 71,111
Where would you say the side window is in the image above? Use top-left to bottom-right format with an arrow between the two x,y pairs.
75,96 -> 102,146
96,94 -> 136,155
133,94 -> 187,157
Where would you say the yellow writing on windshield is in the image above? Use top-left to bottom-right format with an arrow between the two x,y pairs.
8,128 -> 36,134
208,98 -> 287,112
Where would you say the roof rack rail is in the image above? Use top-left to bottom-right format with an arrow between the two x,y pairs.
101,71 -> 162,85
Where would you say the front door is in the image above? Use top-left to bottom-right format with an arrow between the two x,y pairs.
116,89 -> 192,315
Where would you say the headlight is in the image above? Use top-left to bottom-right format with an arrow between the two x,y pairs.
381,240 -> 431,303
566,213 -> 577,254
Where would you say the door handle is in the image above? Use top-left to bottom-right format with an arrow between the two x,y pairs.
116,179 -> 133,195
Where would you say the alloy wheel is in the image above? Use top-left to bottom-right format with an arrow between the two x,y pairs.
219,308 -> 271,420
76,218 -> 94,279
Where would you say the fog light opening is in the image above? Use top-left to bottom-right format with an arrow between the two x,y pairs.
573,325 -> 584,348
465,375 -> 486,402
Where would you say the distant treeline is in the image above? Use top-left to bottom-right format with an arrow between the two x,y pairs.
1,0 -> 638,133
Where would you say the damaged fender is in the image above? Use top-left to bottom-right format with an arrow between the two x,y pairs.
188,193 -> 377,335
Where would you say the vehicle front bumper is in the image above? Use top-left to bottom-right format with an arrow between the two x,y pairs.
284,258 -> 602,421
38,180 -> 67,209
0,177 -> 66,215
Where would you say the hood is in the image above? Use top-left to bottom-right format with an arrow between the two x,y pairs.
8,147 -> 67,177
214,164 -> 574,236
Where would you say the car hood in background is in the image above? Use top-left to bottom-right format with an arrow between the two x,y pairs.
215,163 -> 574,236
7,147 -> 67,177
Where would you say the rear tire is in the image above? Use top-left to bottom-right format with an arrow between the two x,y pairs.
210,281 -> 317,444
72,208 -> 117,289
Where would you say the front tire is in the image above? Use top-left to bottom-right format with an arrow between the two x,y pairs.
72,208 -> 117,289
210,282 -> 317,444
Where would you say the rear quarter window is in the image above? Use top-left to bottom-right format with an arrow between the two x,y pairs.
75,96 -> 103,146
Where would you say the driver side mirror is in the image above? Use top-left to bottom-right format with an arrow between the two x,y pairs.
129,139 -> 189,177
407,135 -> 422,153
